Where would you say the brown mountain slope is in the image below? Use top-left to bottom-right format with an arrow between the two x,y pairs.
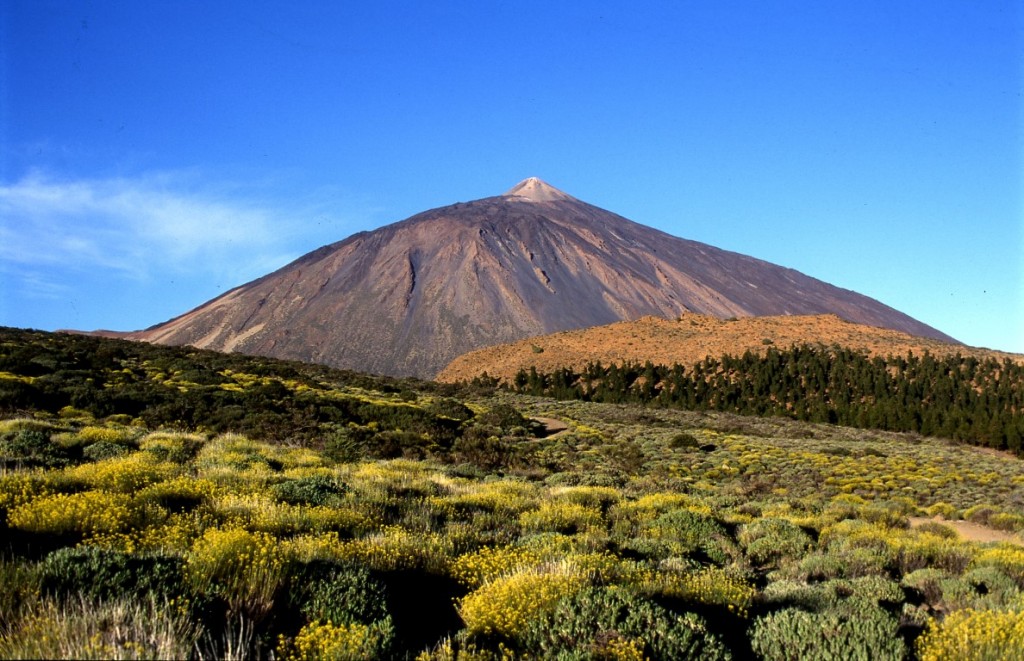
437,313 -> 1020,383
124,178 -> 956,378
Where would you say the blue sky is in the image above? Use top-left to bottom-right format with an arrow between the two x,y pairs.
2,1 -> 1022,353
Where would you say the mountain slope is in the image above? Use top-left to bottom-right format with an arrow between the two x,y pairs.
438,313 -> 1017,383
125,178 -> 955,377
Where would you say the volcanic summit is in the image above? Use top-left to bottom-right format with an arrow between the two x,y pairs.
125,178 -> 955,377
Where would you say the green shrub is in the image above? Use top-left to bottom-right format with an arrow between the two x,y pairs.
760,577 -> 902,614
914,521 -> 958,539
272,475 -> 348,507
477,404 -> 528,432
749,605 -> 905,660
140,432 -> 204,463
670,432 -> 700,449
82,440 -> 130,461
38,545 -> 184,602
286,561 -> 392,632
905,566 -> 1024,612
639,508 -> 736,565
324,428 -> 365,463
1,429 -> 72,467
738,517 -> 813,566
426,398 -> 474,422
517,586 -> 730,660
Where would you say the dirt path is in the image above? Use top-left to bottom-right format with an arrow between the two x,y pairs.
531,416 -> 569,437
909,517 -> 1023,546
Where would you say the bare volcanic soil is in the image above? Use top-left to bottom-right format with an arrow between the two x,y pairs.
123,178 -> 957,378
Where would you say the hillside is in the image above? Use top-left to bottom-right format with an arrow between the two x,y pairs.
439,313 -> 1018,383
1,327 -> 1023,658
116,178 -> 954,377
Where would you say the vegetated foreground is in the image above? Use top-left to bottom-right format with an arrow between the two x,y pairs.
1,328 -> 1023,659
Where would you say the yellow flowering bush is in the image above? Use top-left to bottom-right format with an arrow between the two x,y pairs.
139,431 -> 205,463
917,608 -> 1024,660
65,453 -> 180,493
451,546 -> 543,588
91,509 -> 216,555
457,566 -> 586,638
277,620 -> 393,661
551,485 -> 621,509
186,527 -> 285,620
334,526 -> 453,572
637,566 -> 755,616
520,501 -> 604,535
7,490 -> 136,536
973,546 -> 1024,587
282,533 -> 347,563
445,480 -> 541,514
211,491 -> 374,536
136,475 -> 218,511
75,425 -> 135,446
0,471 -> 53,511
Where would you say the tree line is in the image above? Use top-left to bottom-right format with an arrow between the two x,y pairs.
509,346 -> 1024,453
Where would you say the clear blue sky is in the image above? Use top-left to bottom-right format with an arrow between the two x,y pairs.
2,1 -> 1022,353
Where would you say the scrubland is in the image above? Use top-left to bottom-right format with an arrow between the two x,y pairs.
1,328 -> 1022,659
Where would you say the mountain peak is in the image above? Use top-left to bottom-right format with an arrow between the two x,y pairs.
503,177 -> 575,202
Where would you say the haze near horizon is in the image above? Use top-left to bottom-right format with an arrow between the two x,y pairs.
1,2 -> 1021,353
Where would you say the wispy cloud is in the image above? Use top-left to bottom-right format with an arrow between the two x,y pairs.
0,171 -> 307,281
0,170 -> 383,331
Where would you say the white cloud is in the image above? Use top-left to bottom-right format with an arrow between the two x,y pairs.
0,171 -> 329,289
0,173 -> 288,274
0,169 -> 385,331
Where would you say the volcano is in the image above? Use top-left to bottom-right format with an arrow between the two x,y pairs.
125,178 -> 955,377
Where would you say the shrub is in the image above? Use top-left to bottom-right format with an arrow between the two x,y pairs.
1,429 -> 73,467
972,545 -> 1024,589
277,619 -> 394,661
186,527 -> 285,621
457,566 -> 585,638
552,485 -> 622,510
272,475 -> 348,507
286,560 -> 390,627
450,546 -> 542,588
324,428 -> 365,463
425,398 -> 474,422
640,566 -> 756,615
81,441 -> 129,461
7,490 -> 137,537
476,404 -> 528,432
517,586 -> 730,660
738,517 -> 813,566
640,508 -> 736,565
334,526 -> 453,573
137,475 -> 218,513
0,556 -> 41,629
76,425 -> 135,446
914,521 -> 958,539
38,545 -> 184,602
916,608 -> 1024,661
670,432 -> 700,449
520,501 -> 604,536
761,576 -> 902,614
139,432 -> 204,463
66,453 -> 179,493
749,606 -> 905,660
